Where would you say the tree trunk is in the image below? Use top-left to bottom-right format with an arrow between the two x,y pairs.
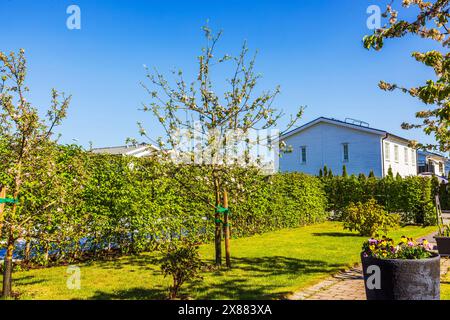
214,178 -> 222,266
223,190 -> 231,268
23,226 -> 31,264
2,182 -> 19,298
2,231 -> 15,298
0,186 -> 6,239
2,159 -> 22,297
73,246 -> 80,261
24,238 -> 31,263
43,242 -> 49,266
93,232 -> 97,258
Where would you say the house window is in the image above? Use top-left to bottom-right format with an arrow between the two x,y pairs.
404,147 -> 408,165
343,143 -> 349,162
439,162 -> 444,174
411,150 -> 416,166
300,146 -> 307,164
394,145 -> 399,162
385,142 -> 390,161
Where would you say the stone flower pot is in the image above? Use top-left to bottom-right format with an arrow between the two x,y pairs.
361,253 -> 440,300
434,236 -> 450,257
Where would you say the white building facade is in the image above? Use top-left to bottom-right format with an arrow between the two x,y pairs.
417,150 -> 449,177
279,117 -> 417,177
382,135 -> 417,177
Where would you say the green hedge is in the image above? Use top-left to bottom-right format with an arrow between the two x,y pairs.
322,173 -> 436,226
230,172 -> 327,237
79,159 -> 328,250
1,146 -> 327,265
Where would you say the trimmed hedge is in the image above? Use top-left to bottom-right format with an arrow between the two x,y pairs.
231,172 -> 327,237
322,174 -> 436,226
1,147 -> 327,265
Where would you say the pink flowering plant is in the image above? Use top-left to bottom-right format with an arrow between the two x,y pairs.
362,236 -> 434,260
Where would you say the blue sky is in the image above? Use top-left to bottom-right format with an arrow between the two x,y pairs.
1,0 -> 439,148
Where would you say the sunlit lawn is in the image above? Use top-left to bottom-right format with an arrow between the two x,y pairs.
441,264 -> 450,300
1,221 -> 437,300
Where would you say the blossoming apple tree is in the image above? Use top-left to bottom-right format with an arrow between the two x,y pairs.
0,49 -> 71,297
140,26 -> 304,267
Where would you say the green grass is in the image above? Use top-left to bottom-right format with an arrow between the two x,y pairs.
2,222 -> 437,300
441,264 -> 450,300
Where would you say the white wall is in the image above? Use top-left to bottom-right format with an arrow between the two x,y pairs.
435,160 -> 446,176
382,137 -> 417,177
418,152 -> 447,176
280,122 -> 384,176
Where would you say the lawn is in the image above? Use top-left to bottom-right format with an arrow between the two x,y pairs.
441,267 -> 450,300
2,221 -> 437,300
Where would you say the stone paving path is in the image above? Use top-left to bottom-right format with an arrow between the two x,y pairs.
289,235 -> 450,300
290,265 -> 366,300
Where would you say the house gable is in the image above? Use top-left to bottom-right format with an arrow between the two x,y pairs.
280,120 -> 384,176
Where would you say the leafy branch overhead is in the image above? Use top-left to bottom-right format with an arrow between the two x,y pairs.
140,25 -> 304,156
364,0 -> 450,152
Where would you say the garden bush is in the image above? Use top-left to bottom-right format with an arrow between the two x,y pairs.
343,198 -> 400,236
159,240 -> 204,299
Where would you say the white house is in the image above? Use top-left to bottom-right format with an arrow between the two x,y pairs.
279,117 -> 417,177
417,150 -> 449,177
91,143 -> 159,158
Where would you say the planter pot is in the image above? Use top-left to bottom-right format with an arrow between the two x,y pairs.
361,253 -> 440,300
434,237 -> 450,257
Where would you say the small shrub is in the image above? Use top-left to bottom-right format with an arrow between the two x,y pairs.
343,198 -> 400,236
159,240 -> 204,299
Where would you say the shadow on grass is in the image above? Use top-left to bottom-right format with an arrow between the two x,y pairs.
312,232 -> 361,237
188,256 -> 346,300
14,275 -> 47,286
187,277 -> 286,300
229,256 -> 343,276
87,254 -> 161,271
82,255 -> 346,300
90,286 -> 168,300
